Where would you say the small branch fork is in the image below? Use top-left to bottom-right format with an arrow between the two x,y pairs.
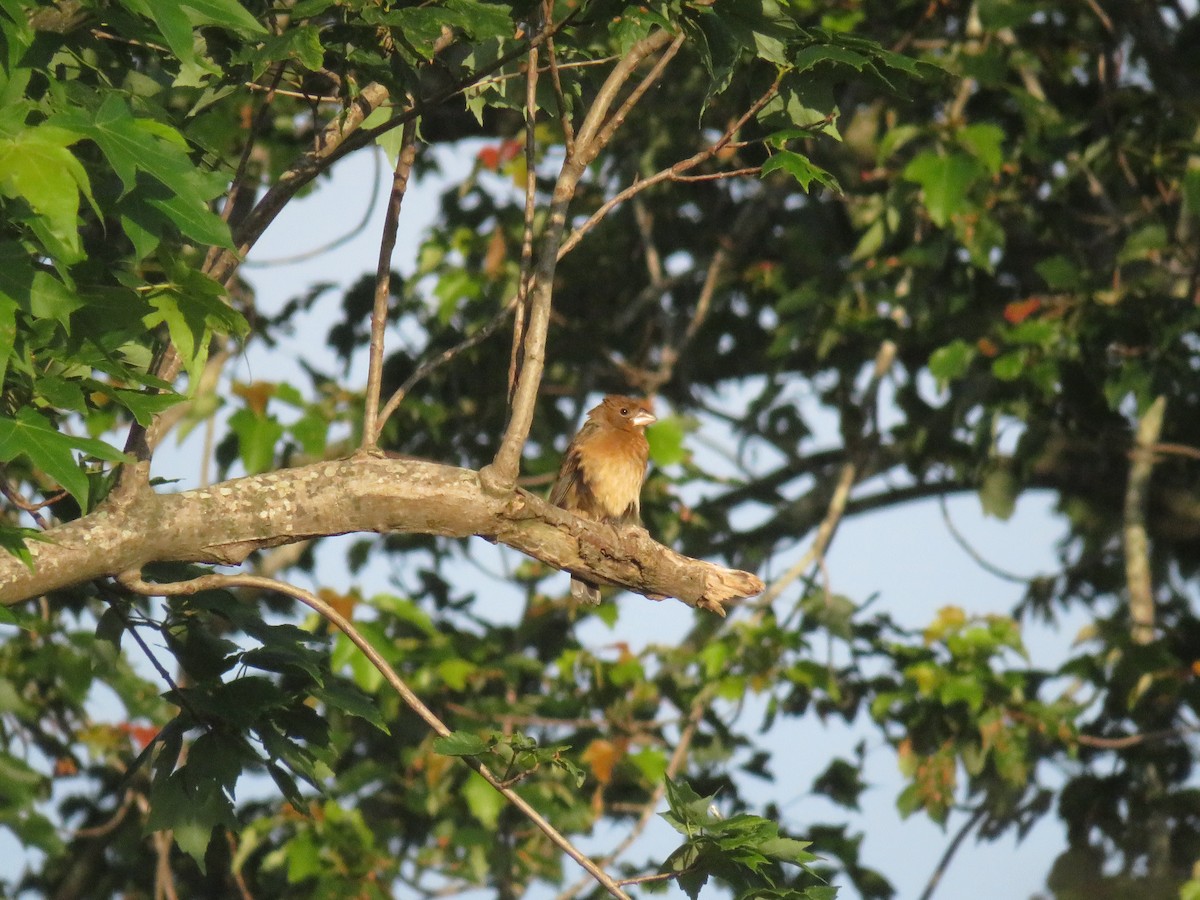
117,571 -> 633,900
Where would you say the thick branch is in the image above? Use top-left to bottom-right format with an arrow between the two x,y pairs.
1125,394 -> 1165,644
0,457 -> 761,612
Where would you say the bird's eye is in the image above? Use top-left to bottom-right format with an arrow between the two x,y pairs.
619,407 -> 630,416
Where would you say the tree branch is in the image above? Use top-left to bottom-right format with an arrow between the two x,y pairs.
917,805 -> 986,900
508,32 -> 541,403
1125,395 -> 1165,644
0,457 -> 761,612
362,120 -> 418,450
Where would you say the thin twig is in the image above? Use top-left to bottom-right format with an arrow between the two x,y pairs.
0,480 -> 59,527
631,197 -> 762,394
670,166 -> 762,182
753,342 -> 896,612
509,34 -> 541,402
544,3 -> 576,156
118,571 -> 633,900
221,64 -> 285,230
617,871 -> 679,887
374,298 -> 518,440
245,147 -> 384,267
362,120 -> 419,451
917,805 -> 986,900
1125,395 -> 1165,644
938,496 -> 1038,584
556,76 -> 780,261
373,71 -> 769,428
153,826 -> 180,900
72,790 -> 137,839
1075,726 -> 1193,749
754,462 -> 856,610
227,832 -> 256,900
632,195 -> 665,287
1144,441 -> 1200,461
118,21 -> 582,493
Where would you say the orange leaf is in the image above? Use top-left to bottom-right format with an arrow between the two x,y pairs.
498,138 -> 523,165
477,146 -> 501,170
976,337 -> 999,357
232,380 -> 276,416
319,587 -> 357,621
1003,297 -> 1042,324
484,228 -> 507,280
581,738 -> 623,785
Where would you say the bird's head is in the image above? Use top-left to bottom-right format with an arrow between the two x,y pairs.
593,395 -> 656,431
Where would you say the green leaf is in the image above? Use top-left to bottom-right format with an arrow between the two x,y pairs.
761,150 -> 843,194
144,276 -> 244,387
978,467 -> 1018,520
0,408 -> 128,506
107,388 -> 183,427
116,0 -> 202,72
685,7 -> 739,107
444,0 -> 512,39
144,771 -> 235,871
902,151 -> 983,227
463,771 -> 503,829
958,123 -> 1006,175
227,407 -> 283,475
29,271 -> 83,328
0,291 -> 15,385
0,525 -> 39,569
939,674 -> 985,711
256,24 -> 325,71
991,351 -> 1024,381
181,0 -> 268,34
792,43 -> 869,74
647,416 -> 691,466
928,339 -> 975,386
1117,223 -> 1168,264
313,680 -> 390,735
95,606 -> 126,651
50,95 -> 229,236
144,183 -> 234,248
1035,254 -> 1080,290
433,731 -> 490,757
662,778 -> 720,835
0,127 -> 92,262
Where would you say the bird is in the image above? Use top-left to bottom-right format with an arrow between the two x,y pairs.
549,395 -> 656,604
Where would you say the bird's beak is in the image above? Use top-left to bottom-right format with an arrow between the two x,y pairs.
631,409 -> 657,428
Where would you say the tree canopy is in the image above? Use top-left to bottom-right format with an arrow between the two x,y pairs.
2,0 -> 1200,898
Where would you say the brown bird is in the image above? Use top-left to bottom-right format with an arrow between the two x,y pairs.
549,395 -> 656,604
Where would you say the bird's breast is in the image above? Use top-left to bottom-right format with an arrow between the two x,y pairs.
578,431 -> 647,521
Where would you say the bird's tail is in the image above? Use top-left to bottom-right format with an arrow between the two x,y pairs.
570,577 -> 601,605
